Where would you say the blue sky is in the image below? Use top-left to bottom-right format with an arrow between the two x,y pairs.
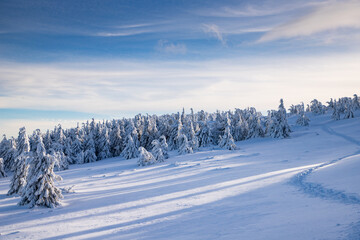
1,0 -> 360,137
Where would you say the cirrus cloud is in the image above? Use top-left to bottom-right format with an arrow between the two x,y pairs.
258,0 -> 360,42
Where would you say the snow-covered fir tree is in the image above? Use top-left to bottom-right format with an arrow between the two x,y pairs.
175,116 -> 184,149
219,125 -> 237,150
0,158 -> 6,177
16,127 -> 30,157
138,147 -> 156,166
240,116 -> 249,140
197,121 -> 212,147
7,151 -> 30,196
3,137 -> 17,172
140,116 -> 159,150
310,99 -> 326,115
331,100 -> 341,120
7,127 -> 32,194
83,133 -> 97,163
122,135 -> 139,159
296,103 -> 310,126
53,125 -> 66,150
97,127 -> 112,160
159,135 -> 169,159
0,135 -> 8,159
178,134 -> 193,155
247,114 -> 264,139
212,111 -> 226,145
43,130 -> 53,152
344,102 -> 354,119
327,98 -> 334,109
49,149 -> 69,171
151,140 -> 165,163
19,133 -> 63,208
353,94 -> 360,110
268,99 -> 291,138
110,124 -> 123,157
187,121 -> 199,151
70,134 -> 84,164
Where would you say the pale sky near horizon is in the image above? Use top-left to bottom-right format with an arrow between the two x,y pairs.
1,0 -> 360,137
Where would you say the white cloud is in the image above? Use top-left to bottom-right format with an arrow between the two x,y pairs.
96,29 -> 153,37
1,53 -> 360,118
202,24 -> 226,45
194,1 -> 327,18
156,40 -> 187,54
259,0 -> 360,42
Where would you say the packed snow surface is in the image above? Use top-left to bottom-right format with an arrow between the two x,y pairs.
1,114 -> 360,239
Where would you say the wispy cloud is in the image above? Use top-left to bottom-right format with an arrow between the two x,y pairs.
156,40 -> 187,54
1,53 -> 359,116
96,22 -> 164,37
259,1 -> 360,42
115,23 -> 156,29
96,29 -> 153,37
194,1 -> 327,18
202,24 -> 226,45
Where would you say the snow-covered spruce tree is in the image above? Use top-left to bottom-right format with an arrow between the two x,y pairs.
151,140 -> 165,163
110,124 -> 123,157
49,149 -> 69,171
265,111 -> 273,135
125,120 -> 140,149
268,99 -> 291,138
122,134 -> 139,159
0,135 -> 8,160
344,102 -> 354,119
70,134 -> 84,164
212,111 -> 226,145
0,158 -> 6,177
332,101 -> 341,121
54,125 -> 66,149
327,98 -> 334,109
168,115 -> 182,150
43,130 -> 53,153
7,151 -> 30,196
218,125 -> 237,150
4,137 -> 17,172
310,99 -> 326,115
296,103 -> 310,126
140,116 -> 159,150
83,133 -> 97,163
187,121 -> 199,151
247,114 -> 264,139
138,147 -> 156,166
197,121 -> 212,147
353,94 -> 360,110
240,116 -> 249,140
159,135 -> 169,159
63,137 -> 73,163
175,116 -> 184,149
19,134 -> 63,208
7,127 -> 32,194
178,134 -> 193,155
97,127 -> 112,160
16,127 -> 30,157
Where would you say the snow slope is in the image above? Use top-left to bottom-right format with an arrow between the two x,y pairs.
0,114 -> 360,240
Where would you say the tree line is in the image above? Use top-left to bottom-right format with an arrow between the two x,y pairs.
0,94 -> 358,208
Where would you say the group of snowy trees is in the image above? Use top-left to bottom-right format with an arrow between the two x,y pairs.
0,94 -> 358,208
288,94 -> 360,122
4,127 -> 63,208
0,99 -> 292,173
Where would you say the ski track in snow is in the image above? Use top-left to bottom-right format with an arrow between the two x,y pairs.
290,124 -> 360,205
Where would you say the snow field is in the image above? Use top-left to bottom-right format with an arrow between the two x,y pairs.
0,113 -> 360,239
